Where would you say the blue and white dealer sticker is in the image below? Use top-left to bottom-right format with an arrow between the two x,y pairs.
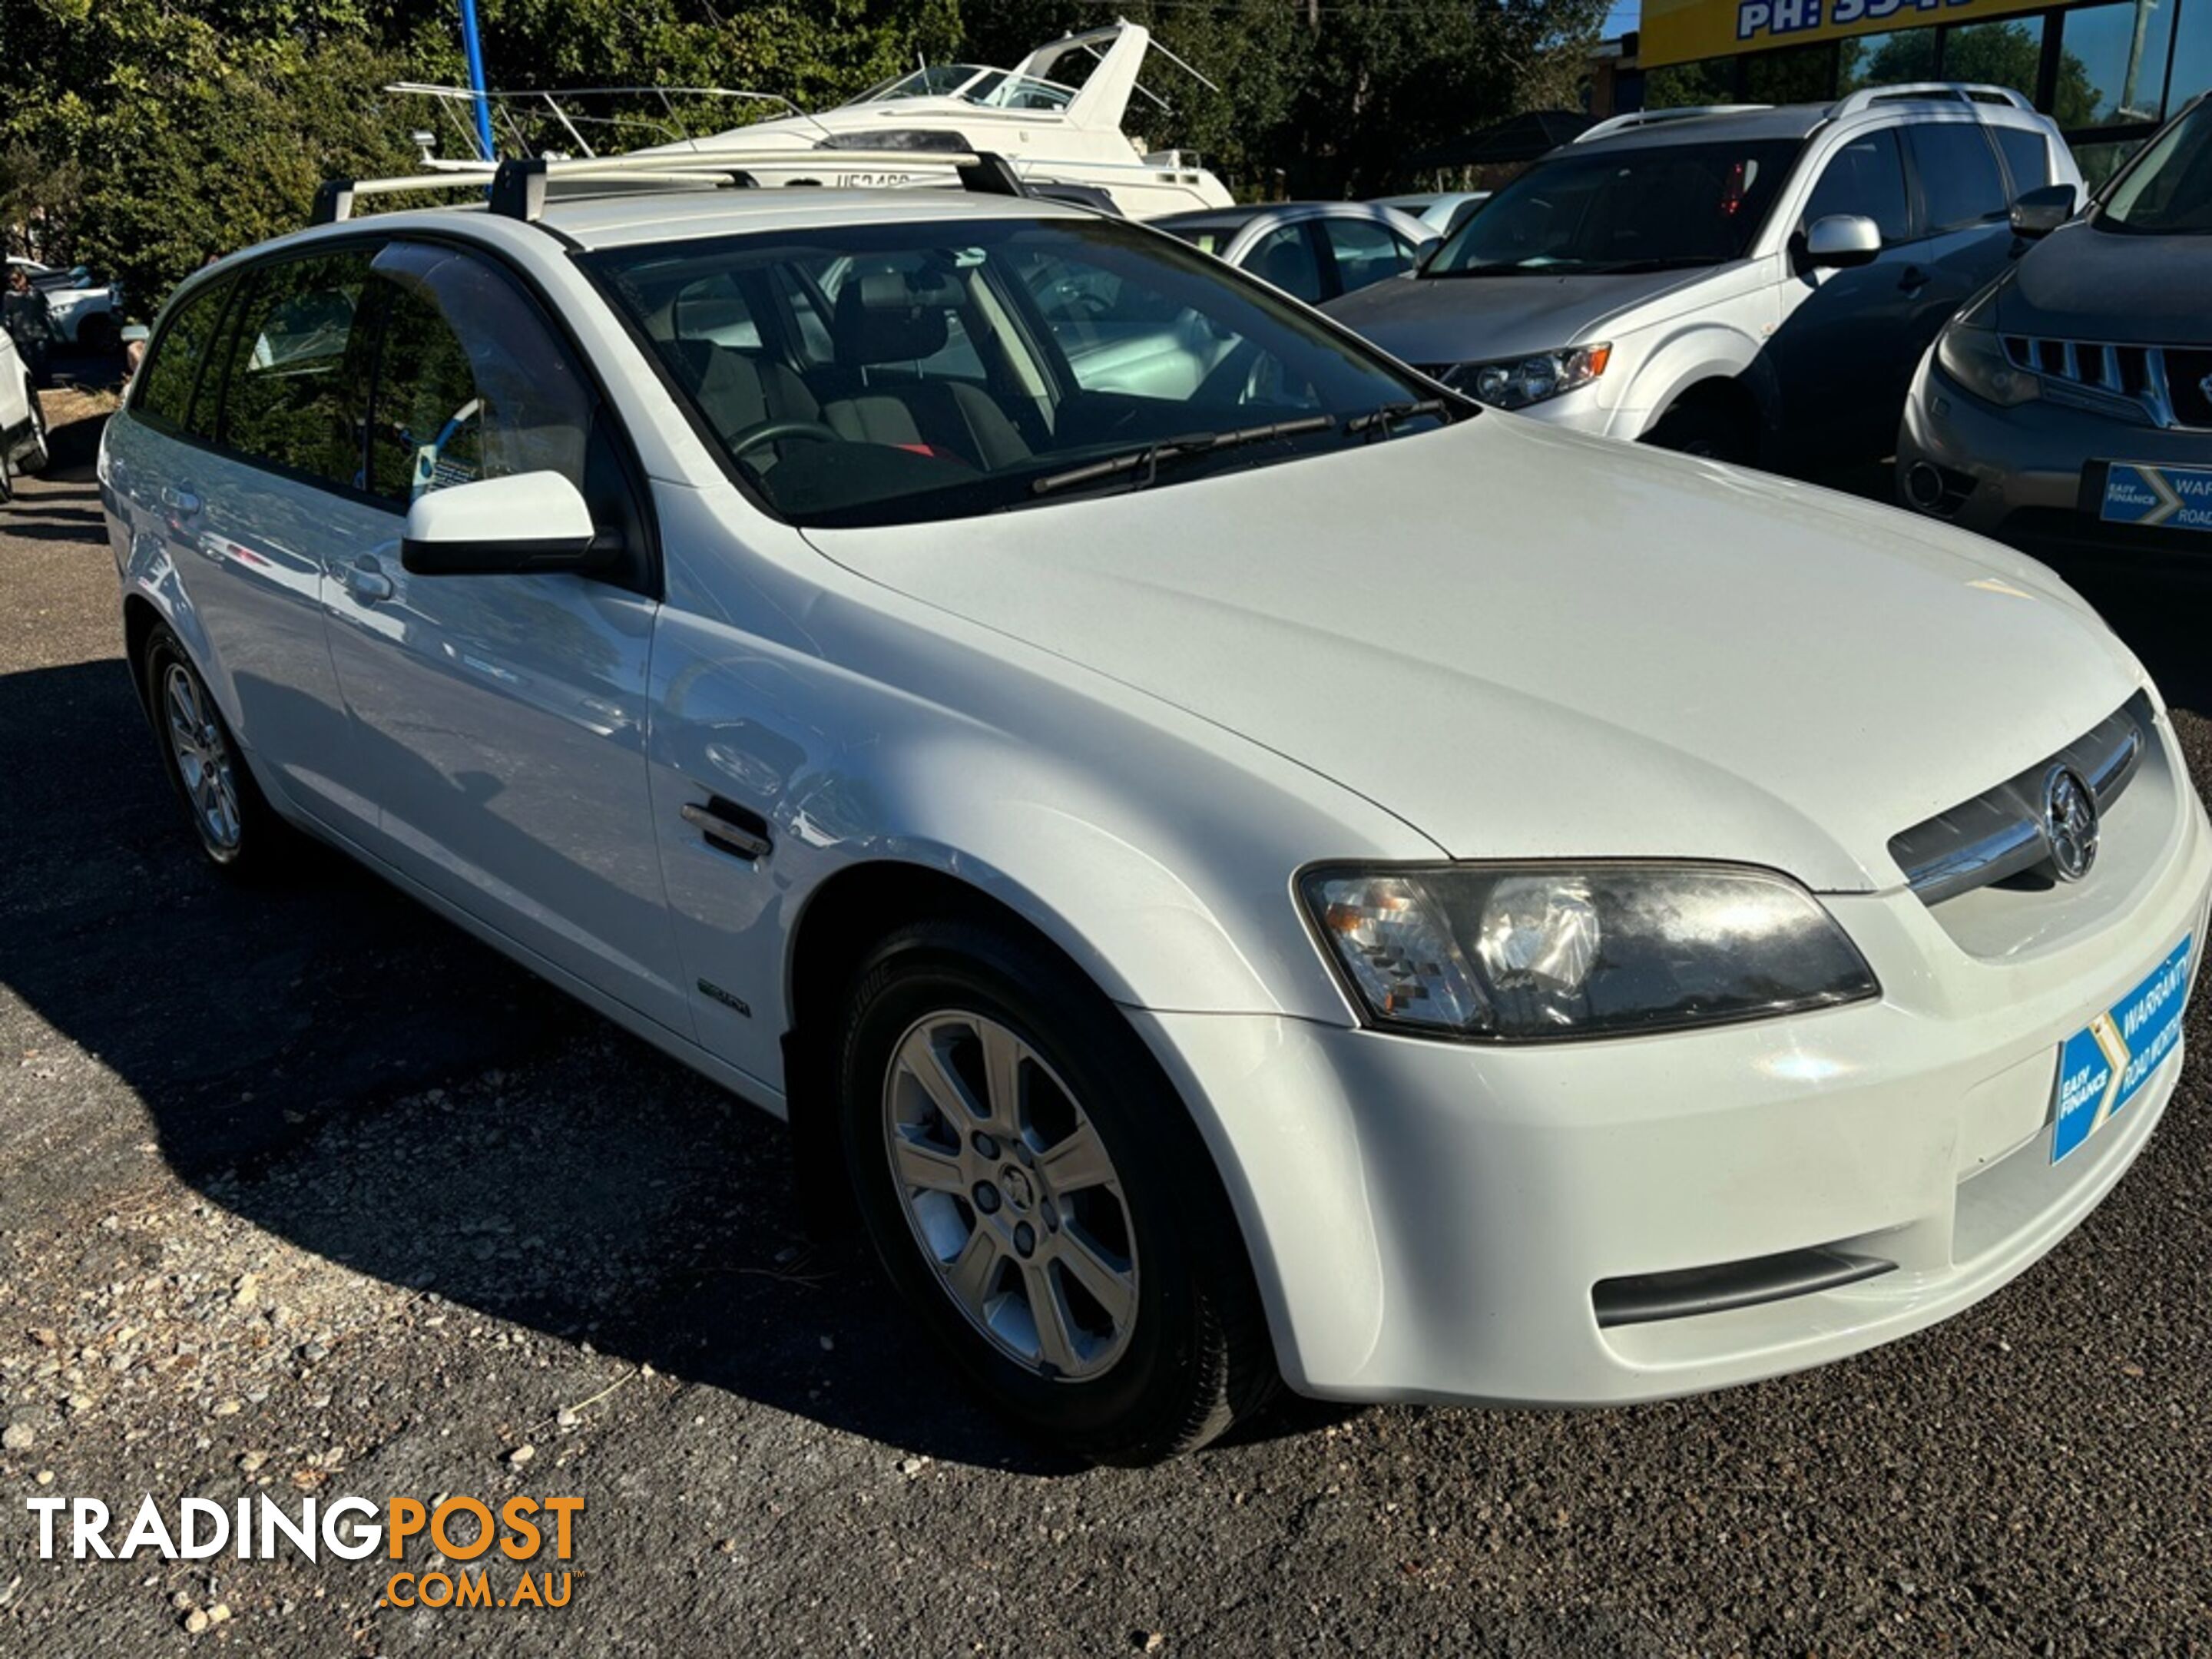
2052,935 -> 2193,1164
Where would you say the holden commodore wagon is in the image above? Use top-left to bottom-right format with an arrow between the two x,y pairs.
100,154 -> 2210,1462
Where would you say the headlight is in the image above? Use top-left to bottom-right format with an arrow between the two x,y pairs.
1300,863 -> 1878,1041
1934,320 -> 2039,408
1444,343 -> 1610,410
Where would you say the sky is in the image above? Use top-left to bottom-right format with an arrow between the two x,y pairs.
1604,1 -> 1641,40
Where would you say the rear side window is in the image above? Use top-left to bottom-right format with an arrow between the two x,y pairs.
1803,129 -> 1911,245
1903,124 -> 2010,233
218,252 -> 375,488
363,240 -> 592,505
1242,224 -> 1325,304
134,279 -> 233,436
1992,125 -> 2053,197
1319,217 -> 1413,295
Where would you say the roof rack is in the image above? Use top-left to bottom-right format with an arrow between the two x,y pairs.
1830,82 -> 2038,116
309,146 -> 1031,227
1575,104 -> 1771,142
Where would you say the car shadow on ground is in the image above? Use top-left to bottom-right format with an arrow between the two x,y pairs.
6,432 -> 2207,1477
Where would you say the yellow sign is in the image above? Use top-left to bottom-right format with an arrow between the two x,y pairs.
1640,0 -> 2054,70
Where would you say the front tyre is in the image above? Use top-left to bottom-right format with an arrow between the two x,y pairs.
144,625 -> 293,873
836,918 -> 1276,1464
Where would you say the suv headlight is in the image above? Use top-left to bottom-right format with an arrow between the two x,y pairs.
1935,320 -> 2039,408
1300,863 -> 1877,1041
1442,343 -> 1610,409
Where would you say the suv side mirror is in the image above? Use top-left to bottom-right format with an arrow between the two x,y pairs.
400,472 -> 616,578
2009,182 -> 2077,240
1803,214 -> 1882,270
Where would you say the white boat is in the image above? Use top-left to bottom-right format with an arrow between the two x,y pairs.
392,22 -> 1233,219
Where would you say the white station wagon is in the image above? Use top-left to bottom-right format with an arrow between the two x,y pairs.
101,153 -> 2210,1462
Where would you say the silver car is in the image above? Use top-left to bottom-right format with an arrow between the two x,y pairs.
1151,202 -> 1435,307
1897,92 -> 2212,562
1324,86 -> 2080,470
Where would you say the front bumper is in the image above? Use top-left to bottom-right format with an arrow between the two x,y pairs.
1133,712 -> 2212,1407
1898,353 -> 2212,558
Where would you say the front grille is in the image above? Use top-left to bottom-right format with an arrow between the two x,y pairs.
1888,691 -> 2151,905
2000,336 -> 2212,431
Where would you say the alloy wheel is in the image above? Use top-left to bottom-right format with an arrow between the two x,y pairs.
882,1011 -> 1139,1382
163,663 -> 243,853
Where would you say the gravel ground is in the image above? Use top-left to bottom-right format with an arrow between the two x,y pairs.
4,397 -> 2212,1657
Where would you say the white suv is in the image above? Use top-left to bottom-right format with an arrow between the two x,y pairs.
99,153 -> 2209,1461
1326,86 -> 2081,470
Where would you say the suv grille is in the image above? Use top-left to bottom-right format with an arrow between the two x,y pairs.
2000,336 -> 2212,431
1888,692 -> 2151,905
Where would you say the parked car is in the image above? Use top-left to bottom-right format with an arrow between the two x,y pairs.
1897,91 -> 2212,561
1324,86 -> 2081,469
0,327 -> 48,500
1151,202 -> 1435,306
1370,190 -> 1490,237
7,257 -> 124,351
102,157 -> 2209,1463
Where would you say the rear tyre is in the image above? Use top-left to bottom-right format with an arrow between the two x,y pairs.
834,916 -> 1277,1465
1644,396 -> 1754,464
18,387 -> 48,475
144,625 -> 295,874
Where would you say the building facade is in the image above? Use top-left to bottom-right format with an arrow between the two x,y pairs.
1617,0 -> 2207,181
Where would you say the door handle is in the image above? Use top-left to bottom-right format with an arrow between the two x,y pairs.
346,555 -> 395,603
681,796 -> 772,862
161,485 -> 202,516
1898,266 -> 1932,293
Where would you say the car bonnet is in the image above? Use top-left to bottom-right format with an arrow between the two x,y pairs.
802,416 -> 2144,892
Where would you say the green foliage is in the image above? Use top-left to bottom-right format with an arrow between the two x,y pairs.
1,0 -> 1604,316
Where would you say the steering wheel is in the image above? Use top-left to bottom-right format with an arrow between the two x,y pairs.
727,418 -> 842,459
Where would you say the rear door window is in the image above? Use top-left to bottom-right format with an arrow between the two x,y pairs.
133,278 -> 235,438
1803,128 -> 1912,244
1240,224 -> 1325,303
217,252 -> 376,488
1902,124 -> 2011,233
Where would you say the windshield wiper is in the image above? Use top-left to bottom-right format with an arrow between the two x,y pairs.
1029,416 -> 1336,497
1344,398 -> 1451,438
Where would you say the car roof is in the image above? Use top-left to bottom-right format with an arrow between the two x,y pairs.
1153,201 -> 1410,230
1570,92 -> 2051,155
533,184 -> 1096,250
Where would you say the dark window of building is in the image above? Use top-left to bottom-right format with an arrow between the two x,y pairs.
1839,29 -> 1938,92
1903,122 -> 2011,231
1644,56 -> 1738,109
1941,17 -> 2046,104
2174,0 -> 2212,119
1743,41 -> 1839,104
2060,0 -> 2178,128
1803,127 -> 1912,243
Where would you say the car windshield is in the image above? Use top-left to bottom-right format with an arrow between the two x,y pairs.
1423,138 -> 1800,275
2099,101 -> 2212,234
585,217 -> 1457,528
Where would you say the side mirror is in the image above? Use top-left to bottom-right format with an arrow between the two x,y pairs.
399,472 -> 612,578
1412,238 -> 1444,274
1803,214 -> 1882,270
2008,182 -> 2077,240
